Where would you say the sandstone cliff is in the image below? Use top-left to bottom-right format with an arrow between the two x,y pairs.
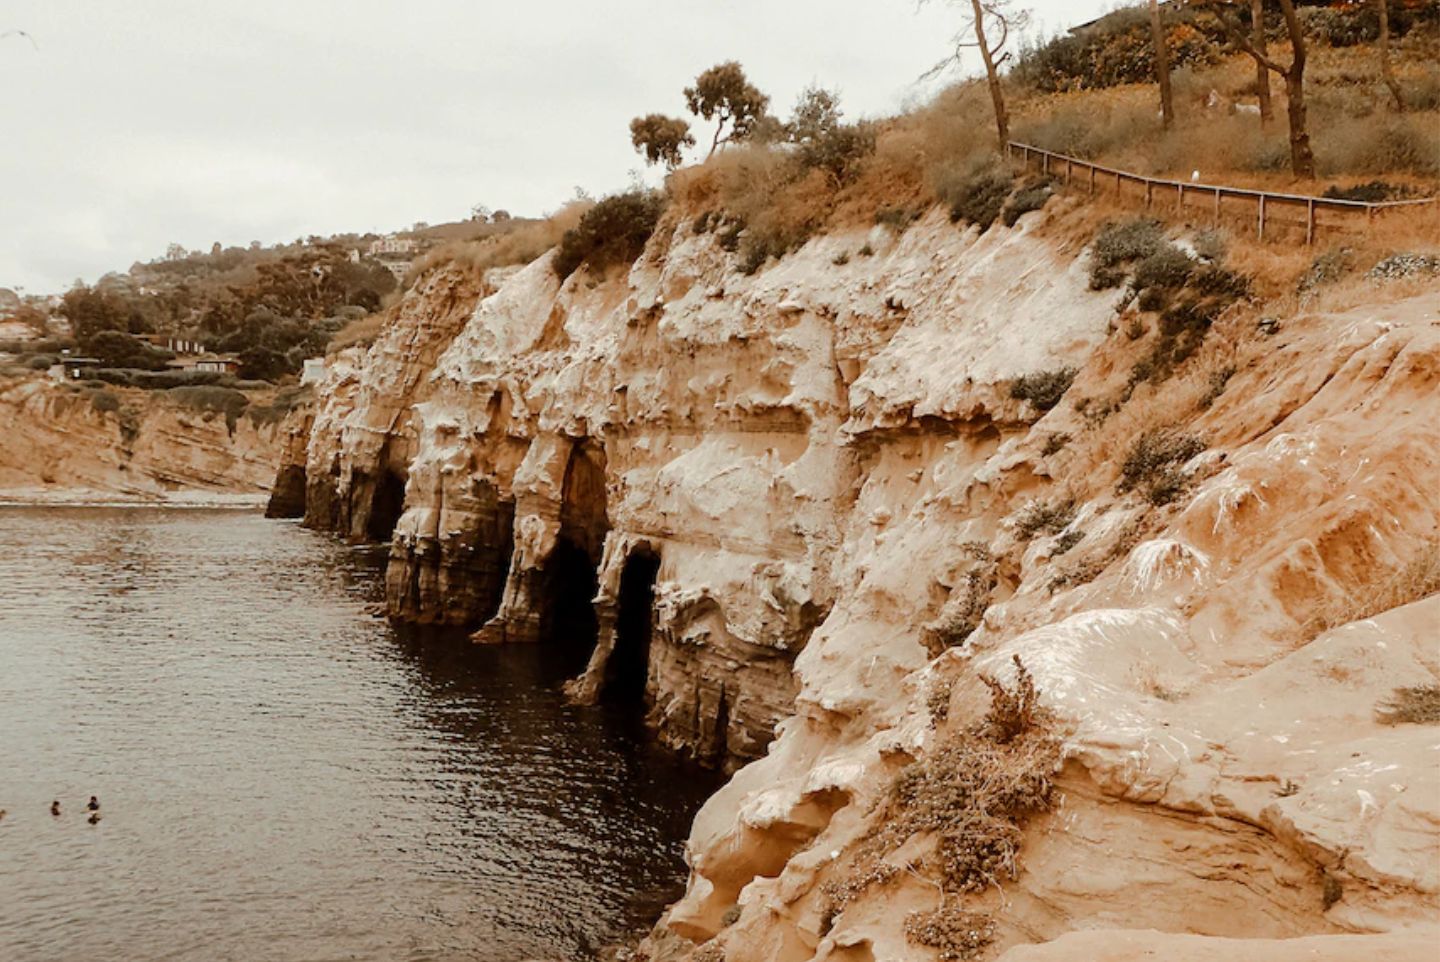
283,195 -> 1440,960
0,377 -> 284,499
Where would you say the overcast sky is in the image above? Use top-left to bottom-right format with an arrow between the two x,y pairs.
0,0 -> 1112,294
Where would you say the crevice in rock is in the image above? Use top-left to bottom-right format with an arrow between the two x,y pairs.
533,441 -> 611,666
365,467 -> 407,543
605,546 -> 661,702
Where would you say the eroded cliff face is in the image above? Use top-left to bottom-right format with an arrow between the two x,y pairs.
287,197 -> 1440,959
288,266 -> 492,541
0,377 -> 282,498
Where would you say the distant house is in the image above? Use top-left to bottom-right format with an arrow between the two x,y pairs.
143,334 -> 206,355
368,234 -> 416,256
54,356 -> 103,381
193,354 -> 241,374
300,357 -> 327,385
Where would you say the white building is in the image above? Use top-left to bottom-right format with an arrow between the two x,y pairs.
300,358 -> 327,385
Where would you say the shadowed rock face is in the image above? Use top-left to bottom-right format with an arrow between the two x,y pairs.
281,201 -> 1440,959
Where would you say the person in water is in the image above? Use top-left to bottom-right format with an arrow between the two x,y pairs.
50,800 -> 61,816
87,796 -> 100,812
87,811 -> 101,825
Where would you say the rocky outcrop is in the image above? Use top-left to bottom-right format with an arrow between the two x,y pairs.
300,265 -> 490,540
0,377 -> 282,498
285,195 -> 1440,958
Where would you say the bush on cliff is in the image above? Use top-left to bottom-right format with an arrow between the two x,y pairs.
552,190 -> 666,280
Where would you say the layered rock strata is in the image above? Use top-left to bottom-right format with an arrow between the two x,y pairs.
285,197 -> 1440,957
0,377 -> 282,497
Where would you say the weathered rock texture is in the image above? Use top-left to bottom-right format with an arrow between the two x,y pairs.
0,377 -> 281,497
286,197 -> 1440,959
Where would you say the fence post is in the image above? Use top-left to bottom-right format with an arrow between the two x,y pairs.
1116,171 -> 1122,197
1306,199 -> 1316,245
1146,182 -> 1153,209
1177,183 -> 1184,212
1258,195 -> 1266,241
1089,166 -> 1096,196
1043,152 -> 1050,177
1066,158 -> 1073,184
1214,188 -> 1221,225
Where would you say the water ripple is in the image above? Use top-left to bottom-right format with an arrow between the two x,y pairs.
0,507 -> 718,962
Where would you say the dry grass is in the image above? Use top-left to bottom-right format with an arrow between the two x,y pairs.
1307,540 -> 1440,637
821,658 -> 1058,947
1376,685 -> 1440,725
404,201 -> 592,285
1010,41 -> 1440,187
327,313 -> 386,353
1013,496 -> 1078,541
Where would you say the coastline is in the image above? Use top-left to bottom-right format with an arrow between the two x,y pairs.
0,486 -> 269,509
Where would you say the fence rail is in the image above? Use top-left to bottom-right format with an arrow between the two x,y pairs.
1006,142 -> 1437,244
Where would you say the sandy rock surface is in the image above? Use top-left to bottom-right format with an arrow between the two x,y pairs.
285,200 -> 1440,960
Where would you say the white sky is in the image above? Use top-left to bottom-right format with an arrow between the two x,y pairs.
0,0 -> 1114,294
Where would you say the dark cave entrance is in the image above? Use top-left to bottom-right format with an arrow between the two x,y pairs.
366,469 -> 407,543
538,442 -> 610,670
605,548 -> 661,702
539,536 -> 601,671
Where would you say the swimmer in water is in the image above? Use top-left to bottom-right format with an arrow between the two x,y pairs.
50,800 -> 61,817
87,796 -> 100,812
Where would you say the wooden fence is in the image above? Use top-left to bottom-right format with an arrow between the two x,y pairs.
1006,142 -> 1437,244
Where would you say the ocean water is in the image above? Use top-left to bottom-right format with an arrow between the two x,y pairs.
0,507 -> 717,962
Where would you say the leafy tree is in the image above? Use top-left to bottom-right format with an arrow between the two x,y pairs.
683,61 -> 771,157
787,87 -> 875,185
629,113 -> 695,169
552,190 -> 666,279
238,346 -> 289,381
62,285 -> 149,344
925,0 -> 1028,149
86,331 -> 173,369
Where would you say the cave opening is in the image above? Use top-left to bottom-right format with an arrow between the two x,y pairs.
540,537 -> 601,673
366,469 -> 407,543
537,443 -> 610,669
605,549 -> 661,702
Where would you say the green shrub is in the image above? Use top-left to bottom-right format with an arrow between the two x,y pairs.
1323,180 -> 1411,203
1014,497 -> 1077,540
1192,229 -> 1227,262
1299,248 -> 1354,294
1090,218 -> 1166,288
1119,429 -> 1207,505
1132,246 -> 1194,291
87,388 -> 121,414
1001,179 -> 1054,227
552,189 -> 665,279
1189,264 -> 1252,300
1010,367 -> 1077,412
166,385 -> 251,433
938,164 -> 1014,231
1136,287 -> 1170,312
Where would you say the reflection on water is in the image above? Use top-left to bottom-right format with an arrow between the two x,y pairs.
0,507 -> 719,962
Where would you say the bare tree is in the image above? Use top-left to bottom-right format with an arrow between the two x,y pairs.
1209,0 -> 1315,179
925,0 -> 1029,150
1150,0 -> 1174,129
1377,0 -> 1405,112
1250,0 -> 1273,123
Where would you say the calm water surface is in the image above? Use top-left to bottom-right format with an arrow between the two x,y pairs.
0,507 -> 719,962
